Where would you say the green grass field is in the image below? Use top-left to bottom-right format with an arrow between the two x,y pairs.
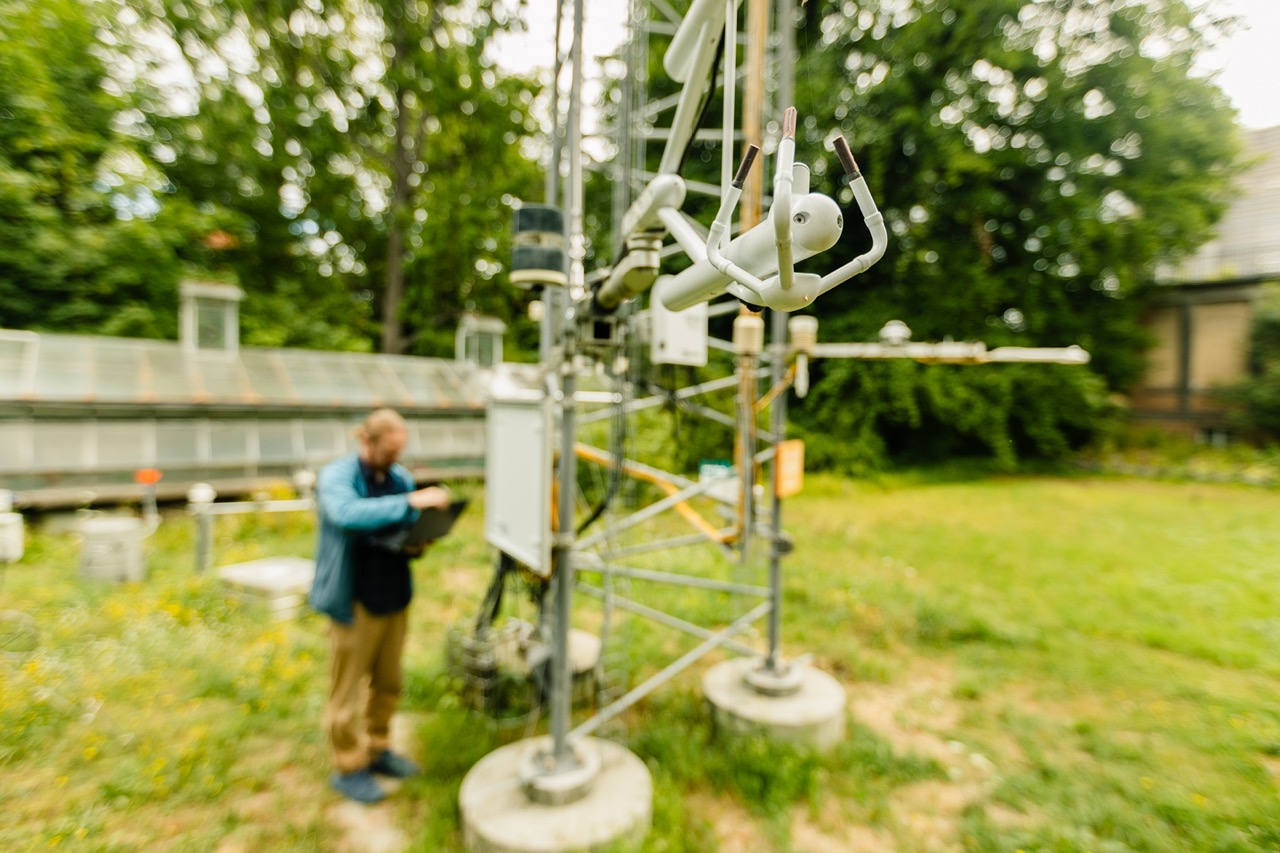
1,472 -> 1278,852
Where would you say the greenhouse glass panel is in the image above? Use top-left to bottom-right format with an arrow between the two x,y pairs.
195,298 -> 229,350
303,422 -> 346,462
403,423 -> 435,465
144,347 -> 194,402
432,362 -> 475,405
259,422 -> 297,462
465,334 -> 501,368
0,336 -> 32,397
354,359 -> 409,406
388,361 -> 444,407
0,422 -> 30,471
412,421 -> 447,456
210,422 -> 250,463
441,422 -> 484,458
448,422 -> 486,456
97,422 -> 151,469
281,354 -> 345,405
94,344 -> 146,401
33,424 -> 88,471
35,339 -> 93,400
156,422 -> 201,466
323,355 -> 377,406
198,356 -> 247,401
408,422 -> 431,457
241,352 -> 296,403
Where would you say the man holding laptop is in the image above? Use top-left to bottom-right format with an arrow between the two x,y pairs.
309,408 -> 463,804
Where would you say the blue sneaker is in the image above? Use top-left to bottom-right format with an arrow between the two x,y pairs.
370,749 -> 420,779
330,768 -> 386,803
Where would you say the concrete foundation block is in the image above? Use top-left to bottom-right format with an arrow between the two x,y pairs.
460,736 -> 651,853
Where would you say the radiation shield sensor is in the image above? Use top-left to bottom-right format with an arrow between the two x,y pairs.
484,392 -> 554,577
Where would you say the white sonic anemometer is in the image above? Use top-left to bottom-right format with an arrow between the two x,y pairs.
592,0 -> 888,317
595,117 -> 888,313
657,113 -> 888,312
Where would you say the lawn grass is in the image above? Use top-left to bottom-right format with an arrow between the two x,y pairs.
1,472 -> 1278,851
790,473 -> 1280,852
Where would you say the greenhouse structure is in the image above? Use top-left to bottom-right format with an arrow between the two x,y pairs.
0,312 -> 499,508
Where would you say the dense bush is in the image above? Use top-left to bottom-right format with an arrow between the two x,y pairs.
793,360 -> 1117,473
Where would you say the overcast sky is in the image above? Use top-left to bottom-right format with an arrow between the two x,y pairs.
1199,0 -> 1280,129
495,0 -> 1279,131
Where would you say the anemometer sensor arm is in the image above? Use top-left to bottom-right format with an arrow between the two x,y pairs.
816,136 -> 888,297
704,144 -> 764,292
655,117 -> 847,312
657,116 -> 887,312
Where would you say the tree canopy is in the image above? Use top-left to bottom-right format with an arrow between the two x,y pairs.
0,0 -> 215,338
1,0 -> 545,355
782,0 -> 1243,469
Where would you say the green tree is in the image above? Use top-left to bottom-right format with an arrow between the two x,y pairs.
785,0 -> 1242,470
359,0 -> 545,355
117,0 -> 370,349
122,0 -> 543,354
0,0 -> 215,337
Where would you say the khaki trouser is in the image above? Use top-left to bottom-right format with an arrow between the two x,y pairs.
325,602 -> 408,773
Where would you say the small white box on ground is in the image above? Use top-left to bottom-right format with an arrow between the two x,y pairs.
0,513 -> 23,563
80,516 -> 145,582
218,556 -> 315,620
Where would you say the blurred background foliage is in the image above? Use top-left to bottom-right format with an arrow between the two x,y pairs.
781,0 -> 1243,471
0,0 -> 544,354
0,0 -> 1254,468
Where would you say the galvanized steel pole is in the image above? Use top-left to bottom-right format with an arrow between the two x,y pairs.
548,0 -> 587,770
766,0 -> 796,673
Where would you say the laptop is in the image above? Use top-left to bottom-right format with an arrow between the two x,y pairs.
375,498 -> 469,553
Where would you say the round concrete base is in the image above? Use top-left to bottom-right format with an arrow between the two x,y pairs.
702,657 -> 846,751
460,736 -> 651,853
518,738 -> 602,805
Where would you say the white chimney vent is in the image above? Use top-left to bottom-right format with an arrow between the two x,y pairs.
180,280 -> 244,355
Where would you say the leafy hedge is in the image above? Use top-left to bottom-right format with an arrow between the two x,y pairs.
792,361 -> 1117,474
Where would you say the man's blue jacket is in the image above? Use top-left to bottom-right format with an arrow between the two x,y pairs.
309,452 -> 419,624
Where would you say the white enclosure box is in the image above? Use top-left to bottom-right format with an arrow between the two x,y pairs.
0,513 -> 23,563
484,393 -> 554,577
218,556 -> 316,620
650,294 -> 708,366
79,516 -> 145,582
